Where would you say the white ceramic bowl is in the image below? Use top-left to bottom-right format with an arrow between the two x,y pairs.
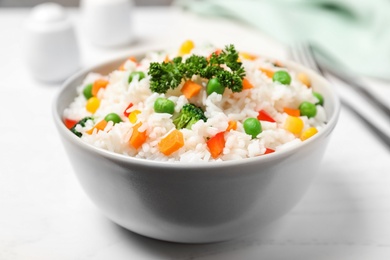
53,51 -> 340,243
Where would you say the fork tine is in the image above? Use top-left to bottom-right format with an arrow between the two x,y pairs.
289,42 -> 390,152
288,43 -> 302,66
306,43 -> 325,74
289,42 -> 321,74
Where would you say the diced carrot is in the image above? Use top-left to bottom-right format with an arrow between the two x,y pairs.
259,67 -> 274,78
273,60 -> 284,67
118,64 -> 126,71
86,119 -> 108,135
64,118 -> 78,129
207,132 -> 225,159
158,129 -> 184,156
123,102 -> 134,117
214,49 -> 222,56
164,55 -> 170,63
242,78 -> 254,90
264,148 -> 275,154
118,56 -> 137,71
207,49 -> 222,60
92,79 -> 109,97
181,80 -> 202,99
129,123 -> 147,149
226,120 -> 237,131
257,109 -> 276,122
283,107 -> 300,117
211,49 -> 222,57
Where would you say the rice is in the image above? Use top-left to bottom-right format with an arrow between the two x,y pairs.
63,42 -> 327,162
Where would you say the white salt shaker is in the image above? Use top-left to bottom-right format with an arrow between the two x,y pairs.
80,0 -> 134,48
24,3 -> 80,82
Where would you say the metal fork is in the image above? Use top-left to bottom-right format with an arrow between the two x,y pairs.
289,42 -> 390,150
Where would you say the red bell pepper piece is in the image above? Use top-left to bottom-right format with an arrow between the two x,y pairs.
64,118 -> 78,129
207,132 -> 225,159
123,103 -> 133,117
257,109 -> 276,122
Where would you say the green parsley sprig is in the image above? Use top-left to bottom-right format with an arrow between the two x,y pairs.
148,44 -> 246,94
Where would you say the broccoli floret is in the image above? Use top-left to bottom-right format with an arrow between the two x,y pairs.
70,116 -> 93,137
173,104 -> 207,130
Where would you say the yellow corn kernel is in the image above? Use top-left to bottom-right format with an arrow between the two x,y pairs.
300,127 -> 318,141
239,52 -> 257,61
128,110 -> 141,123
284,115 -> 304,135
178,40 -> 194,56
86,97 -> 100,114
297,72 -> 311,87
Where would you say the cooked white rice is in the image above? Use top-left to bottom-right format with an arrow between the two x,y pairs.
63,43 -> 327,162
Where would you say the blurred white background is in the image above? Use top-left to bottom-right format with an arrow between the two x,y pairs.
0,0 -> 173,7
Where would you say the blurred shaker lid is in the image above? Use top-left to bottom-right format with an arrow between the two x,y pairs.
25,2 -> 80,83
80,0 -> 134,47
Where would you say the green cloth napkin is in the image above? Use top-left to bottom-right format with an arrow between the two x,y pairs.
175,0 -> 390,80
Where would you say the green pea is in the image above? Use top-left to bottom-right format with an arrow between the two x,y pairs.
154,97 -> 175,114
243,117 -> 262,139
206,78 -> 225,95
104,113 -> 122,124
83,83 -> 93,99
272,70 -> 291,85
128,71 -> 145,83
313,92 -> 324,106
299,101 -> 317,118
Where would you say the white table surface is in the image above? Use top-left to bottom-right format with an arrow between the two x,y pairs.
1,6 -> 390,260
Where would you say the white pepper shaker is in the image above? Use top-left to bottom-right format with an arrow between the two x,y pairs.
24,3 -> 80,82
80,0 -> 134,48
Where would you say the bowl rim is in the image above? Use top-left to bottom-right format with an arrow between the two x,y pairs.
53,49 -> 341,170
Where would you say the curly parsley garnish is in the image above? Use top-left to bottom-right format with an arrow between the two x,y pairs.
148,44 -> 246,94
